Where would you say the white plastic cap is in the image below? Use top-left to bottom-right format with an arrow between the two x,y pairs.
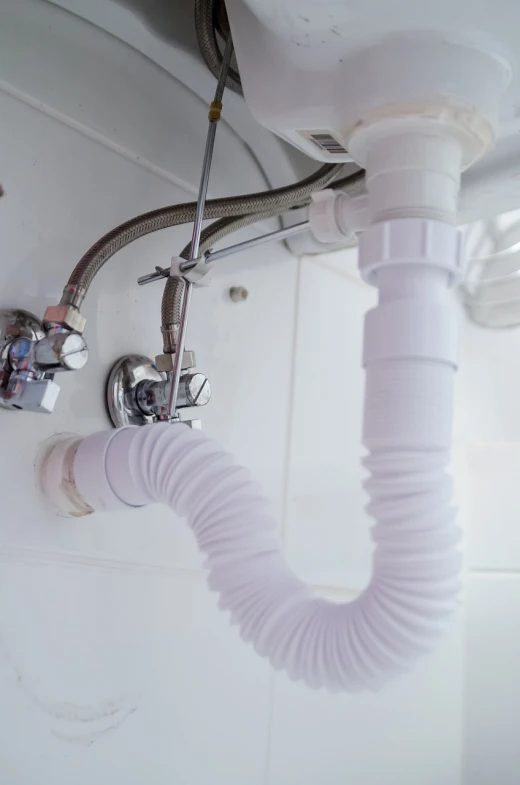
309,189 -> 359,244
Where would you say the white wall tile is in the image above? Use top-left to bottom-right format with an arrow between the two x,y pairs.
267,612 -> 464,785
466,443 -> 520,570
458,319 -> 520,443
464,576 -> 520,785
0,562 -> 271,785
284,257 -> 377,590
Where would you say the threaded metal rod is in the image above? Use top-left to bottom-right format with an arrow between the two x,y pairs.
137,221 -> 311,285
165,34 -> 234,419
184,220 -> 310,269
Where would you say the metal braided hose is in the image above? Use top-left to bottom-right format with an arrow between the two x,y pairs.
180,168 -> 365,265
60,164 -> 344,311
195,0 -> 243,95
161,169 -> 366,335
161,207 -> 292,336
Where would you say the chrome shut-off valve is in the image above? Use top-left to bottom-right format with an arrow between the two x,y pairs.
106,351 -> 211,428
0,309 -> 88,413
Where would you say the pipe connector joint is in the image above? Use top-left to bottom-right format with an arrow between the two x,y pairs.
309,189 -> 368,244
0,309 -> 88,414
43,304 -> 87,334
359,218 -> 465,287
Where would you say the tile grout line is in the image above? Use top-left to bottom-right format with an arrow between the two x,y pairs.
311,583 -> 360,600
311,255 -> 366,287
0,543 -> 208,579
0,541 -> 367,595
469,568 -> 520,577
262,670 -> 277,785
459,580 -> 471,785
0,80 -> 279,238
0,77 -> 202,197
278,256 -> 303,548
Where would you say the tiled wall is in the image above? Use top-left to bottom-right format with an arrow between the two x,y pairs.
459,320 -> 520,785
0,1 -> 516,783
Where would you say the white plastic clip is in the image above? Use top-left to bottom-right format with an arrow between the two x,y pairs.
170,256 -> 212,287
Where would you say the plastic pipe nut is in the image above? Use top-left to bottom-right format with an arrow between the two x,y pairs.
359,218 -> 465,286
309,189 -> 366,244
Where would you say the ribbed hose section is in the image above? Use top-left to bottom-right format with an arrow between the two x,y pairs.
62,164 -> 344,309
94,416 -> 460,692
66,215 -> 461,692
195,0 -> 243,95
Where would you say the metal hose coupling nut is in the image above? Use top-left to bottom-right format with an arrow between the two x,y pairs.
43,304 -> 87,334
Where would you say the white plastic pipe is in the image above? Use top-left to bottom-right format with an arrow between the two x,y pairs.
44,376 -> 459,693
39,124 -> 468,692
40,223 -> 463,692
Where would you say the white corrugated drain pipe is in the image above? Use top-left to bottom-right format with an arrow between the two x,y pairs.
40,125 -> 468,692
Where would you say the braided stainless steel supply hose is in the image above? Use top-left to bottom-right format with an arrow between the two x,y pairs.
195,0 -> 243,95
161,207 -> 299,341
57,163 -> 345,315
161,171 -> 365,338
50,0 -> 365,328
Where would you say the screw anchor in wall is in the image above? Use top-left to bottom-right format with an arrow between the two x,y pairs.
229,286 -> 249,303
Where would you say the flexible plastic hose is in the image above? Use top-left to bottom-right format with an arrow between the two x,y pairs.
60,164 -> 345,310
70,405 -> 459,693
45,217 -> 462,691
195,0 -> 243,95
63,218 -> 461,692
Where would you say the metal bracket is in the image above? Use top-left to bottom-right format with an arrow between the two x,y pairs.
170,256 -> 212,287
